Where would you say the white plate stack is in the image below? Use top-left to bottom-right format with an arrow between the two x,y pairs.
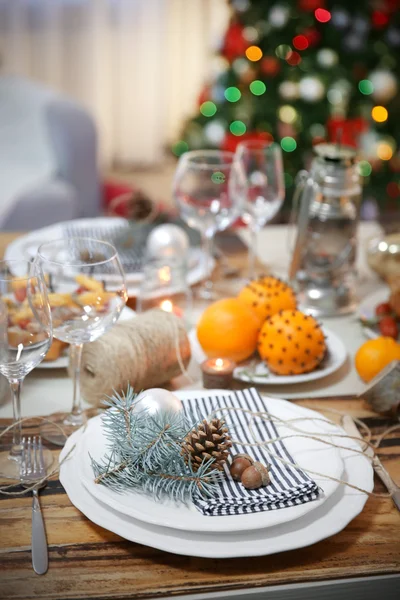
5,217 -> 212,298
59,391 -> 373,558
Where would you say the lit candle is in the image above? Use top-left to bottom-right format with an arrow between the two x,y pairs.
160,299 -> 183,318
201,357 -> 236,389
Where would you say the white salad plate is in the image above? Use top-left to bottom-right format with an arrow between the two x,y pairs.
5,217 -> 213,294
189,328 -> 347,385
59,399 -> 373,558
37,305 -> 135,369
358,286 -> 391,340
77,393 -> 343,533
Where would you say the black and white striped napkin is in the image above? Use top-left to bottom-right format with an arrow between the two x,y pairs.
181,388 -> 320,516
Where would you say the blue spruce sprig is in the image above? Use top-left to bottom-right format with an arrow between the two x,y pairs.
91,385 -> 223,503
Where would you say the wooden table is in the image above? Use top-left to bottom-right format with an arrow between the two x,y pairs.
1,398 -> 399,600
1,232 -> 400,599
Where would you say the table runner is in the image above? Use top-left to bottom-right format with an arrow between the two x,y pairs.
182,388 -> 319,516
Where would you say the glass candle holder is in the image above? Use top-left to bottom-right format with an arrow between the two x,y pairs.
137,257 -> 192,324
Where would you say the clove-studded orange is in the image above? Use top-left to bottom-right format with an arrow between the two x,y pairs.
258,309 -> 326,375
238,276 -> 297,322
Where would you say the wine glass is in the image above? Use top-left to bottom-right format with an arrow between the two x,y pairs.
0,260 -> 53,479
233,141 -> 285,279
35,238 -> 127,445
172,150 -> 243,300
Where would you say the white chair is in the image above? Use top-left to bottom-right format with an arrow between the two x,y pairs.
0,75 -> 101,231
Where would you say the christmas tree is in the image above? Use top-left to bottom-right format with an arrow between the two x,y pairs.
174,0 -> 400,216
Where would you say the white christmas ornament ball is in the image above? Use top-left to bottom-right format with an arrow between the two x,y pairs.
278,80 -> 299,101
134,388 -> 183,416
146,224 -> 190,259
204,120 -> 226,146
369,70 -> 398,103
299,77 -> 325,103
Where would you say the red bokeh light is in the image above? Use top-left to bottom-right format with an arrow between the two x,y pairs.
299,0 -> 323,10
372,11 -> 389,28
304,27 -> 321,47
387,182 -> 400,198
293,35 -> 309,50
261,56 -> 281,76
286,51 -> 302,66
315,8 -> 331,23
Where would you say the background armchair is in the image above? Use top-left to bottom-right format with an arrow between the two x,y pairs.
0,75 -> 101,231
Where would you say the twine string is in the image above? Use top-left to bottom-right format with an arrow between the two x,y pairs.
0,417 -> 77,496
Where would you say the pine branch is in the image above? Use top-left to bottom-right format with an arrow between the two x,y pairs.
90,387 -> 224,504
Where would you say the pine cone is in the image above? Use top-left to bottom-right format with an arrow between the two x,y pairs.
181,418 -> 232,472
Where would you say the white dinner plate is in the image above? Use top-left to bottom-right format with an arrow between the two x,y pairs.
189,327 -> 347,385
5,218 -> 213,294
77,392 -> 343,533
59,401 -> 373,558
38,305 -> 135,369
358,285 -> 391,340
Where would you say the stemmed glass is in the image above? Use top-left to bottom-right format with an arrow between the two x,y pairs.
233,141 -> 285,280
35,238 -> 127,445
0,260 -> 53,479
172,150 -> 243,300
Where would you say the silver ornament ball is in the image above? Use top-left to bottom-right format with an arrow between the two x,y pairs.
146,224 -> 190,259
134,388 -> 183,416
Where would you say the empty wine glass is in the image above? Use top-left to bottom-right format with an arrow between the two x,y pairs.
233,141 -> 285,279
35,238 -> 127,445
173,150 -> 243,299
0,260 -> 53,479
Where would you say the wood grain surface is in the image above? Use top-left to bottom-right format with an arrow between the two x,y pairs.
1,398 -> 400,600
1,233 -> 399,599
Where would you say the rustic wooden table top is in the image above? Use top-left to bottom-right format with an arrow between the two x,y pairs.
1,232 -> 399,599
1,399 -> 399,600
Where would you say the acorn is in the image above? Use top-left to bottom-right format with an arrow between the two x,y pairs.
241,461 -> 270,490
229,453 -> 254,481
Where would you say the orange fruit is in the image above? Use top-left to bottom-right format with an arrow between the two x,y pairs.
258,310 -> 326,375
355,337 -> 400,383
197,298 -> 260,362
238,276 -> 297,322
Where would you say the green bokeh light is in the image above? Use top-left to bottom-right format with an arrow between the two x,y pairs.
200,101 -> 217,117
275,44 -> 291,59
211,171 -> 226,184
284,173 -> 294,187
224,87 -> 241,102
230,120 -> 247,136
172,141 -> 189,157
358,160 -> 372,177
280,136 -> 297,152
250,80 -> 267,95
358,80 -> 374,95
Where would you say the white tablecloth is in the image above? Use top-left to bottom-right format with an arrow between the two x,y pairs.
0,222 -> 385,418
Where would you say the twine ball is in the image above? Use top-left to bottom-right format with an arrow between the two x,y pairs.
76,309 -> 191,406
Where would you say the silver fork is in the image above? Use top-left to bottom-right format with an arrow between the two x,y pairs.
20,436 -> 49,575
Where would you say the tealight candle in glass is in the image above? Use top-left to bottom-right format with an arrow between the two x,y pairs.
201,357 -> 236,389
137,257 -> 192,324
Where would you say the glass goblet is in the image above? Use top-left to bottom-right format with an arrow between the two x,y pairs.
35,238 -> 127,445
137,256 -> 192,326
233,141 -> 285,280
172,150 -> 243,300
0,260 -> 53,479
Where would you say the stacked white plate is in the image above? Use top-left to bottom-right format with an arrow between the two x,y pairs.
59,391 -> 373,558
5,217 -> 212,298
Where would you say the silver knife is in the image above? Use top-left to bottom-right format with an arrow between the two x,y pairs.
342,415 -> 400,512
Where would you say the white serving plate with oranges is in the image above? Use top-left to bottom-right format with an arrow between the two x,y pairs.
189,327 -> 346,385
191,276 -> 347,385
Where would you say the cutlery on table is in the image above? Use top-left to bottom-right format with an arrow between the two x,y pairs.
342,415 -> 400,512
20,436 -> 49,575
